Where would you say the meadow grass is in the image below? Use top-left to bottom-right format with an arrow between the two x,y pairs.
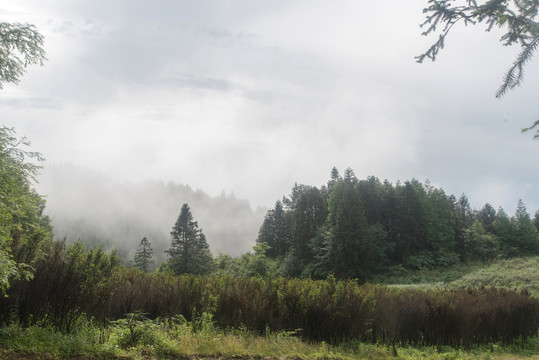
448,256 -> 539,297
382,256 -> 539,298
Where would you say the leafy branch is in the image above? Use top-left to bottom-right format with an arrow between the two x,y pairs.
0,22 -> 47,89
417,0 -> 539,136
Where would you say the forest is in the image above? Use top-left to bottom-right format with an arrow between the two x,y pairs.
2,125 -> 539,359
254,167 -> 539,280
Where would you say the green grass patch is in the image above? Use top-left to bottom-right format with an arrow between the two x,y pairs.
378,256 -> 539,298
448,256 -> 539,297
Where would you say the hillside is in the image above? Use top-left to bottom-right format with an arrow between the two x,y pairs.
37,164 -> 266,259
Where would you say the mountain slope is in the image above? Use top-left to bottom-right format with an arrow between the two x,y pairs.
37,164 -> 266,259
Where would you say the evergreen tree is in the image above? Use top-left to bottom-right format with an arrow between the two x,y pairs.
428,188 -> 458,266
324,170 -> 373,281
478,203 -> 497,233
327,167 -> 341,191
452,194 -> 474,259
134,237 -> 154,273
394,180 -> 433,268
380,179 -> 399,264
357,176 -> 384,225
256,200 -> 290,258
492,207 -> 517,257
286,184 -> 327,266
512,200 -> 539,255
166,203 -> 212,275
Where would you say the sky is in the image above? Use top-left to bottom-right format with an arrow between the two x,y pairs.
1,0 -> 539,215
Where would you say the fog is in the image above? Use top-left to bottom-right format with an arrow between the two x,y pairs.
37,164 -> 267,260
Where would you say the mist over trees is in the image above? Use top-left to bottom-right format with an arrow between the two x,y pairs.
134,237 -> 154,273
37,164 -> 266,259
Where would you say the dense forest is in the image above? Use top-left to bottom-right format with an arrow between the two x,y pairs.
255,167 -> 539,281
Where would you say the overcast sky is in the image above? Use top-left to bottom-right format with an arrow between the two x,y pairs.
2,0 -> 538,214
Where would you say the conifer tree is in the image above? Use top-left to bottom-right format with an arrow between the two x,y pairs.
256,200 -> 290,257
134,237 -> 154,273
513,199 -> 539,255
166,203 -> 212,275
324,170 -> 373,281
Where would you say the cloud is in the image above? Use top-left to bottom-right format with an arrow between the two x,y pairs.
1,0 -> 538,215
0,97 -> 60,109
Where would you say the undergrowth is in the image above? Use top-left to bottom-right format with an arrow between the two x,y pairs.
0,313 -> 538,360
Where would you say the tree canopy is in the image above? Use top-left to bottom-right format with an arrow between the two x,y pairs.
0,126 -> 52,294
0,21 -> 49,294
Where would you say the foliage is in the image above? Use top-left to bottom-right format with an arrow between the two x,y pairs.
0,240 -> 120,332
0,126 -> 52,295
166,203 -> 213,275
462,220 -> 500,261
0,22 -> 47,88
8,256 -> 539,348
256,199 -> 290,257
213,250 -> 283,278
417,0 -> 539,136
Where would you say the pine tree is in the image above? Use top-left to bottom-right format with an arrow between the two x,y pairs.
134,237 -> 154,272
513,200 -> 539,255
324,171 -> 372,281
256,200 -> 290,258
478,203 -> 497,233
166,203 -> 213,275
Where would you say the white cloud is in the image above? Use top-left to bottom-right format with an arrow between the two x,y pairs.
1,0 -> 538,213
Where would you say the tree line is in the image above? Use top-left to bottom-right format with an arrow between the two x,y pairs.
255,167 -> 539,281
135,166 -> 539,281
